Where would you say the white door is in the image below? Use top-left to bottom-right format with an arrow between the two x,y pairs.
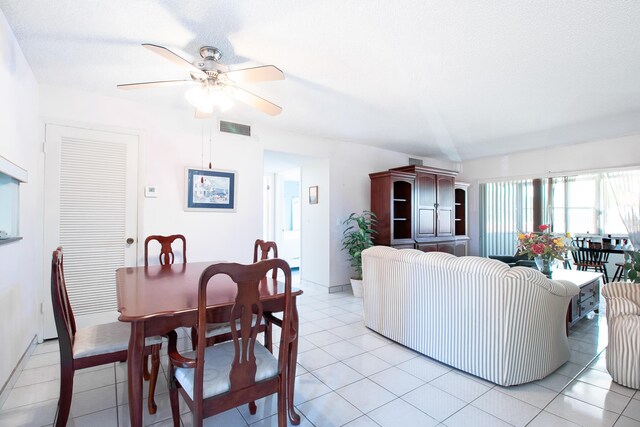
42,124 -> 139,339
274,168 -> 301,268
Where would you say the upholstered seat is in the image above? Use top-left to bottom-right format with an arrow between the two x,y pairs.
174,340 -> 279,400
602,282 -> 640,389
73,322 -> 163,359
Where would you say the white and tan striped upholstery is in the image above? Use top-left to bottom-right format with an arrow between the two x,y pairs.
362,246 -> 580,386
601,282 -> 640,389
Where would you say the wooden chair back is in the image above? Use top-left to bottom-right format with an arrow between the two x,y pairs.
253,239 -> 278,278
144,234 -> 187,266
51,247 -> 76,359
195,259 -> 292,399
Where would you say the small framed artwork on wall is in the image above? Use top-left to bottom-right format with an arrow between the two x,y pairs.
185,167 -> 237,212
309,186 -> 318,205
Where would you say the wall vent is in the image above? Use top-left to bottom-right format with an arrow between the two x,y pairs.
220,120 -> 251,137
408,157 -> 423,166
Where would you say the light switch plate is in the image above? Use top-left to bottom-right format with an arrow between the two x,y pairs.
145,186 -> 158,198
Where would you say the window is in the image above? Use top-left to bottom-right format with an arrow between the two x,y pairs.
480,169 -> 639,256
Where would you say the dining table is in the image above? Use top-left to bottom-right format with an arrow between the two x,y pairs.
116,261 -> 302,427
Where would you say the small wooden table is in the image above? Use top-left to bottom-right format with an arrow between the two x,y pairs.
552,269 -> 603,333
116,262 -> 302,427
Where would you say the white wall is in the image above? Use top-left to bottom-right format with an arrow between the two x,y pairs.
459,135 -> 640,255
300,158 -> 330,286
40,86 -> 263,266
0,10 -> 42,388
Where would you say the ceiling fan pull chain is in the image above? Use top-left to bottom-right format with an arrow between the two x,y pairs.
201,121 -> 205,183
209,120 -> 213,169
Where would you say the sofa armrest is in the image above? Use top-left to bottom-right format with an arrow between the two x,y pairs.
602,282 -> 640,306
547,279 -> 580,298
606,297 -> 640,317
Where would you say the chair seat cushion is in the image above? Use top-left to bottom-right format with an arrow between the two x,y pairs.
73,322 -> 162,359
174,340 -> 279,400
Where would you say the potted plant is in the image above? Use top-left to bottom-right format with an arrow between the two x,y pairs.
623,250 -> 640,282
341,211 -> 377,297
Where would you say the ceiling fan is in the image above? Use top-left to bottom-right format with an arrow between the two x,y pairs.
118,44 -> 284,117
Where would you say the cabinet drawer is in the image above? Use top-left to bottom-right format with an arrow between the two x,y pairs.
578,280 -> 599,302
579,295 -> 597,317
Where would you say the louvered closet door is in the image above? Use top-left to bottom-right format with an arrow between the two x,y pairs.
43,125 -> 138,339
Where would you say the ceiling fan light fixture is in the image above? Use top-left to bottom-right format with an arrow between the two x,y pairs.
185,86 -> 234,112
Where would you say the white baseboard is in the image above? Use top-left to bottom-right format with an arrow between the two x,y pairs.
0,335 -> 37,409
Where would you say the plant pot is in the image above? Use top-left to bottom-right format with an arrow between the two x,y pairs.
350,278 -> 364,298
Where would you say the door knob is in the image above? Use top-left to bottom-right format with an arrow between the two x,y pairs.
126,238 -> 135,245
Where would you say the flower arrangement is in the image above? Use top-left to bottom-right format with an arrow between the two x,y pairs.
517,224 -> 571,261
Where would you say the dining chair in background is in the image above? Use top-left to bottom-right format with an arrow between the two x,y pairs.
144,233 -> 188,379
50,247 -> 162,426
144,234 -> 187,266
167,259 -> 294,427
571,243 -> 610,282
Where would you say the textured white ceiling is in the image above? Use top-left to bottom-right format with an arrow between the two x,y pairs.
2,0 -> 640,161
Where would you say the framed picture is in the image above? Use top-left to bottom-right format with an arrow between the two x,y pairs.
309,186 -> 318,205
185,167 -> 237,212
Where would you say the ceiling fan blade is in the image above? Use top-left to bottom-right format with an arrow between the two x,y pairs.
117,80 -> 192,90
194,109 -> 213,119
222,65 -> 284,83
230,85 -> 282,116
142,43 -> 206,78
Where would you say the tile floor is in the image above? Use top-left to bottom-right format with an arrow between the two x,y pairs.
1,280 -> 639,427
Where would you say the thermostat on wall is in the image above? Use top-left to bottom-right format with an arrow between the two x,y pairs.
145,186 -> 158,198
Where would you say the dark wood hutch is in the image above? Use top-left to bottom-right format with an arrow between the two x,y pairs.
370,165 -> 469,256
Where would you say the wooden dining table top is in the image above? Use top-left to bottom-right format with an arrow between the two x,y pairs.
116,261 -> 301,322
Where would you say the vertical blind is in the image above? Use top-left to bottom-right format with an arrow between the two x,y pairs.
480,179 -> 533,256
481,169 -> 639,257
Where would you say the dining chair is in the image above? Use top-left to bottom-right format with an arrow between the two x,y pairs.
144,234 -> 188,379
571,245 -> 609,282
167,259 -> 293,427
51,247 -> 162,426
612,262 -> 626,282
144,234 -> 187,266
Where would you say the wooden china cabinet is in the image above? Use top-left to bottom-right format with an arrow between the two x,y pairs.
369,165 -> 469,255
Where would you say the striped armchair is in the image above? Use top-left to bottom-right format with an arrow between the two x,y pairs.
602,282 -> 640,389
362,246 -> 580,386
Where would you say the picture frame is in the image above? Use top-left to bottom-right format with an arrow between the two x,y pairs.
309,185 -> 318,205
185,167 -> 237,212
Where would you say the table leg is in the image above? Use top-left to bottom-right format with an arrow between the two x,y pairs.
128,321 -> 144,427
287,297 -> 301,425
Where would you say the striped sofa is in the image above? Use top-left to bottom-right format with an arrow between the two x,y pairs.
362,246 -> 580,386
601,282 -> 640,389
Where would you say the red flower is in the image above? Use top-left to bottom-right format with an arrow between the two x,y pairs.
532,243 -> 545,255
538,224 -> 549,231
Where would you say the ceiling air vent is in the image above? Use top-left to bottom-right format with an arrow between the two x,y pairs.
408,157 -> 423,166
220,120 -> 251,137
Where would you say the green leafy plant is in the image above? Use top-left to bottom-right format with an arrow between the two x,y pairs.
341,211 -> 377,280
623,250 -> 640,283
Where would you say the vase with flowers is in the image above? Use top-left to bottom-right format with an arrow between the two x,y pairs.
516,225 -> 571,277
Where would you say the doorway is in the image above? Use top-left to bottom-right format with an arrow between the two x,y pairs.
263,151 -> 304,272
42,124 -> 139,339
